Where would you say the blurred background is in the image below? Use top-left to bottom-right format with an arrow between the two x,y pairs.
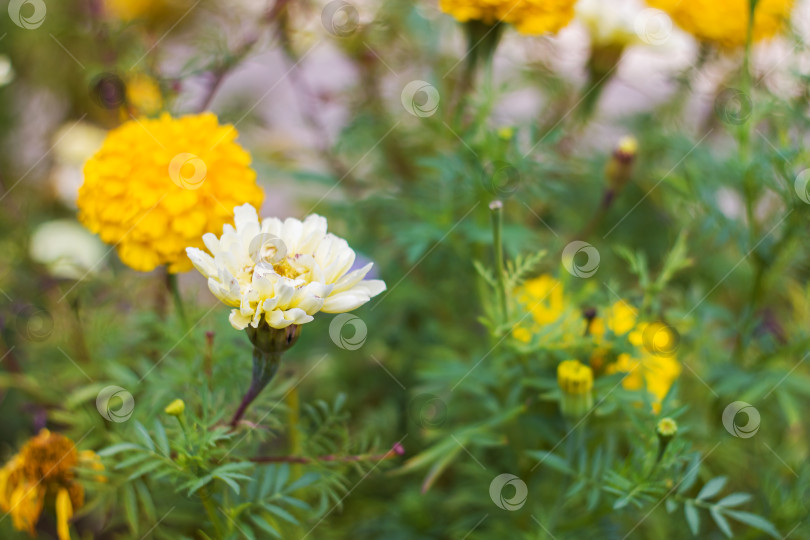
3,0 -> 810,538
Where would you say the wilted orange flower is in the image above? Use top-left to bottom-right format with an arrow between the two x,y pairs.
0,430 -> 103,540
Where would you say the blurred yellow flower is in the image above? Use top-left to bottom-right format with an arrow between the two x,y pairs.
126,73 -> 163,116
606,351 -> 680,412
590,303 -> 680,412
647,0 -> 793,48
77,113 -> 264,273
440,0 -> 576,35
104,0 -> 186,22
512,274 -> 582,343
589,300 -> 638,338
0,430 -> 102,540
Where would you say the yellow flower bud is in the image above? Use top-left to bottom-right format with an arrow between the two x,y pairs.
164,399 -> 185,416
657,417 -> 678,438
557,360 -> 594,419
557,360 -> 594,395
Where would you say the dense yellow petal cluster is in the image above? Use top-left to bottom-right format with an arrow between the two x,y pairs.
439,0 -> 576,35
0,430 -> 103,540
77,113 -> 264,273
647,0 -> 794,48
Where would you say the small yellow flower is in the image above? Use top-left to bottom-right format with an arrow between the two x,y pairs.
590,300 -> 637,339
648,0 -> 794,48
77,113 -> 264,273
0,430 -> 102,540
557,359 -> 593,394
440,0 -> 576,35
164,398 -> 186,416
606,351 -> 681,412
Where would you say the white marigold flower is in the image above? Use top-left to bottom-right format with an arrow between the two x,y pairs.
186,204 -> 386,330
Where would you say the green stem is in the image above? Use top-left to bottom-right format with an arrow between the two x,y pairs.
229,347 -> 282,428
200,486 -> 225,539
167,272 -> 189,329
490,200 -> 508,325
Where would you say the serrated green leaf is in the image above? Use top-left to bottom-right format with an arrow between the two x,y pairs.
685,502 -> 700,535
133,422 -> 155,452
122,482 -> 139,536
265,504 -> 298,525
250,514 -> 282,538
153,420 -> 170,456
678,455 -> 701,494
526,451 -> 575,475
127,459 -> 165,481
698,477 -> 727,501
726,510 -> 781,539
98,442 -> 142,456
711,507 -> 734,537
215,474 -> 242,494
717,492 -> 752,508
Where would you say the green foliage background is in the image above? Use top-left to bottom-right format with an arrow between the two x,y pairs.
1,0 -> 810,538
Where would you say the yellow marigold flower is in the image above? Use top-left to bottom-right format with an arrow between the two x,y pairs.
78,113 -> 264,273
557,359 -> 593,394
440,0 -> 576,35
647,0 -> 794,48
0,430 -> 103,540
